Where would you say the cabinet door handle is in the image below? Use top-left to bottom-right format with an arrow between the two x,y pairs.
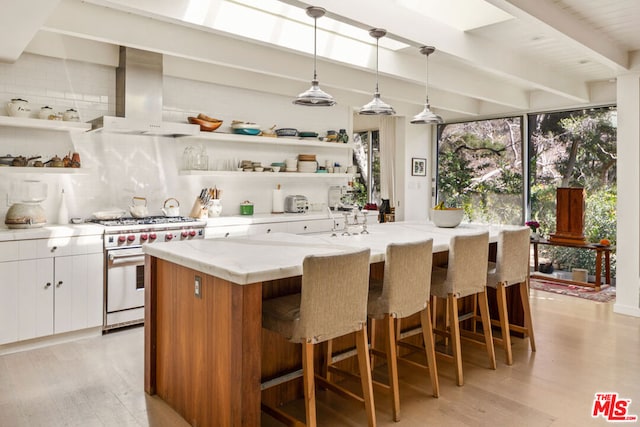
56,281 -> 63,287
50,246 -> 58,253
303,225 -> 308,230
267,228 -> 272,233
45,282 -> 51,289
225,232 -> 230,238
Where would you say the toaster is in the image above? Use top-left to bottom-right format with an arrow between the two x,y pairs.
284,195 -> 309,213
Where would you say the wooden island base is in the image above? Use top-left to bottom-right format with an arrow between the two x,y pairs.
144,257 -> 263,426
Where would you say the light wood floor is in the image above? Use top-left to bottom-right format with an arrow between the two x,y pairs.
1,289 -> 638,426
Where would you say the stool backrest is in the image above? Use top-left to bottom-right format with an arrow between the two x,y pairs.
445,232 -> 489,298
380,239 -> 433,318
493,228 -> 530,286
295,248 -> 371,343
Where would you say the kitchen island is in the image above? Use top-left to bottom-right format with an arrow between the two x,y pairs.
143,222 -> 518,426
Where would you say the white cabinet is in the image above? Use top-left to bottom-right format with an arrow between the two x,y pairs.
204,218 -> 336,241
247,222 -> 289,235
53,253 -> 103,334
286,219 -> 334,234
0,261 -> 20,344
205,225 -> 251,239
0,235 -> 103,346
19,258 -> 55,340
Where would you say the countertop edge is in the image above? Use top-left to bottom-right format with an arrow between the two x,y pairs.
0,224 -> 105,241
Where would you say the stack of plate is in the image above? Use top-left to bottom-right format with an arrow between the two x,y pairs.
298,154 -> 317,173
298,161 -> 318,173
299,131 -> 318,139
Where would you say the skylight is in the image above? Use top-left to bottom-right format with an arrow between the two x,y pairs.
181,0 -> 410,54
396,0 -> 513,31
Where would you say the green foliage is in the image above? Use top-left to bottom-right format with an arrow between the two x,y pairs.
437,117 -> 523,224
437,108 -> 617,279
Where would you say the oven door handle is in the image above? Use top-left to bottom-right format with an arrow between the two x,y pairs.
108,252 -> 146,265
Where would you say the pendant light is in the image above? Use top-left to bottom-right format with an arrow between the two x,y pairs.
293,6 -> 336,107
411,46 -> 443,124
359,28 -> 395,115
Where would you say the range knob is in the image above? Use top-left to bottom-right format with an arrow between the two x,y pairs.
118,235 -> 126,243
189,230 -> 197,237
181,231 -> 189,239
127,235 -> 136,242
140,234 -> 149,241
149,233 -> 157,240
165,233 -> 174,241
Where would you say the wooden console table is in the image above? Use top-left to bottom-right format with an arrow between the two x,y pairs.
531,238 -> 613,291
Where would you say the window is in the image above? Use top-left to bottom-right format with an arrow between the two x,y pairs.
436,117 -> 524,224
528,106 -> 617,277
353,130 -> 380,206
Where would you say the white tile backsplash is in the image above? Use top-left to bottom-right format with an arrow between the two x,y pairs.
0,53 -> 351,224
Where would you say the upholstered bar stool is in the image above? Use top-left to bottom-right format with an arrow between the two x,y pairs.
261,248 -> 376,427
485,227 -> 536,365
430,231 -> 495,386
366,239 -> 439,422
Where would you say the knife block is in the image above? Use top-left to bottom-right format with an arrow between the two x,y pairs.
189,198 -> 208,219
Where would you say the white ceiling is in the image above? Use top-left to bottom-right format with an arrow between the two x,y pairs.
2,0 -> 639,121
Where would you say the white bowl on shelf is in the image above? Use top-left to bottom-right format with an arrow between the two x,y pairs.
431,208 -> 464,228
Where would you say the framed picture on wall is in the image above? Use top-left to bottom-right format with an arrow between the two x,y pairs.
411,157 -> 426,176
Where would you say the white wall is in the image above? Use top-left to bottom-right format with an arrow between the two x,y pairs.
402,122 -> 432,221
615,72 -> 640,317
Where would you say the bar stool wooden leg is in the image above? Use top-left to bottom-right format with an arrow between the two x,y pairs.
519,281 -> 536,352
384,314 -> 400,422
421,302 -> 440,397
477,290 -> 497,370
324,339 -> 333,383
355,328 -> 377,427
448,295 -> 464,386
369,318 -> 377,370
302,342 -> 317,427
431,295 -> 437,327
495,282 -> 513,365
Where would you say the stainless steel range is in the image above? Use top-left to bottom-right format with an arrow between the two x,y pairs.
89,216 -> 206,331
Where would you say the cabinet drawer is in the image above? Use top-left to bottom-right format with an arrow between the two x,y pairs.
205,225 -> 250,239
36,235 -> 103,258
247,223 -> 288,235
0,240 -> 39,262
287,219 -> 334,234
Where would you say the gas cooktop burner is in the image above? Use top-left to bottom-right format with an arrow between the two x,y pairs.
88,216 -> 200,226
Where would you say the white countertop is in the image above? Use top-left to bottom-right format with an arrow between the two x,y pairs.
0,223 -> 104,242
144,221 -> 524,285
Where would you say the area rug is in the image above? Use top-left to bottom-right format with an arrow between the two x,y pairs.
530,278 -> 616,303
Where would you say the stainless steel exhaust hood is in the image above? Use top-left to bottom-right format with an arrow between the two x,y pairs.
89,47 -> 199,136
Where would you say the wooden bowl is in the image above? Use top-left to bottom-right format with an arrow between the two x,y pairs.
188,117 -> 223,132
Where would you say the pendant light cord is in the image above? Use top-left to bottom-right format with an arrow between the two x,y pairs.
425,50 -> 429,103
313,17 -> 318,81
375,36 -> 380,93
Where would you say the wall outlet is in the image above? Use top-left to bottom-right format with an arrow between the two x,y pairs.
194,275 -> 202,298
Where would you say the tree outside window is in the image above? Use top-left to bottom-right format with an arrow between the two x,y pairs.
436,117 -> 524,225
529,107 -> 617,278
352,130 -> 380,207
